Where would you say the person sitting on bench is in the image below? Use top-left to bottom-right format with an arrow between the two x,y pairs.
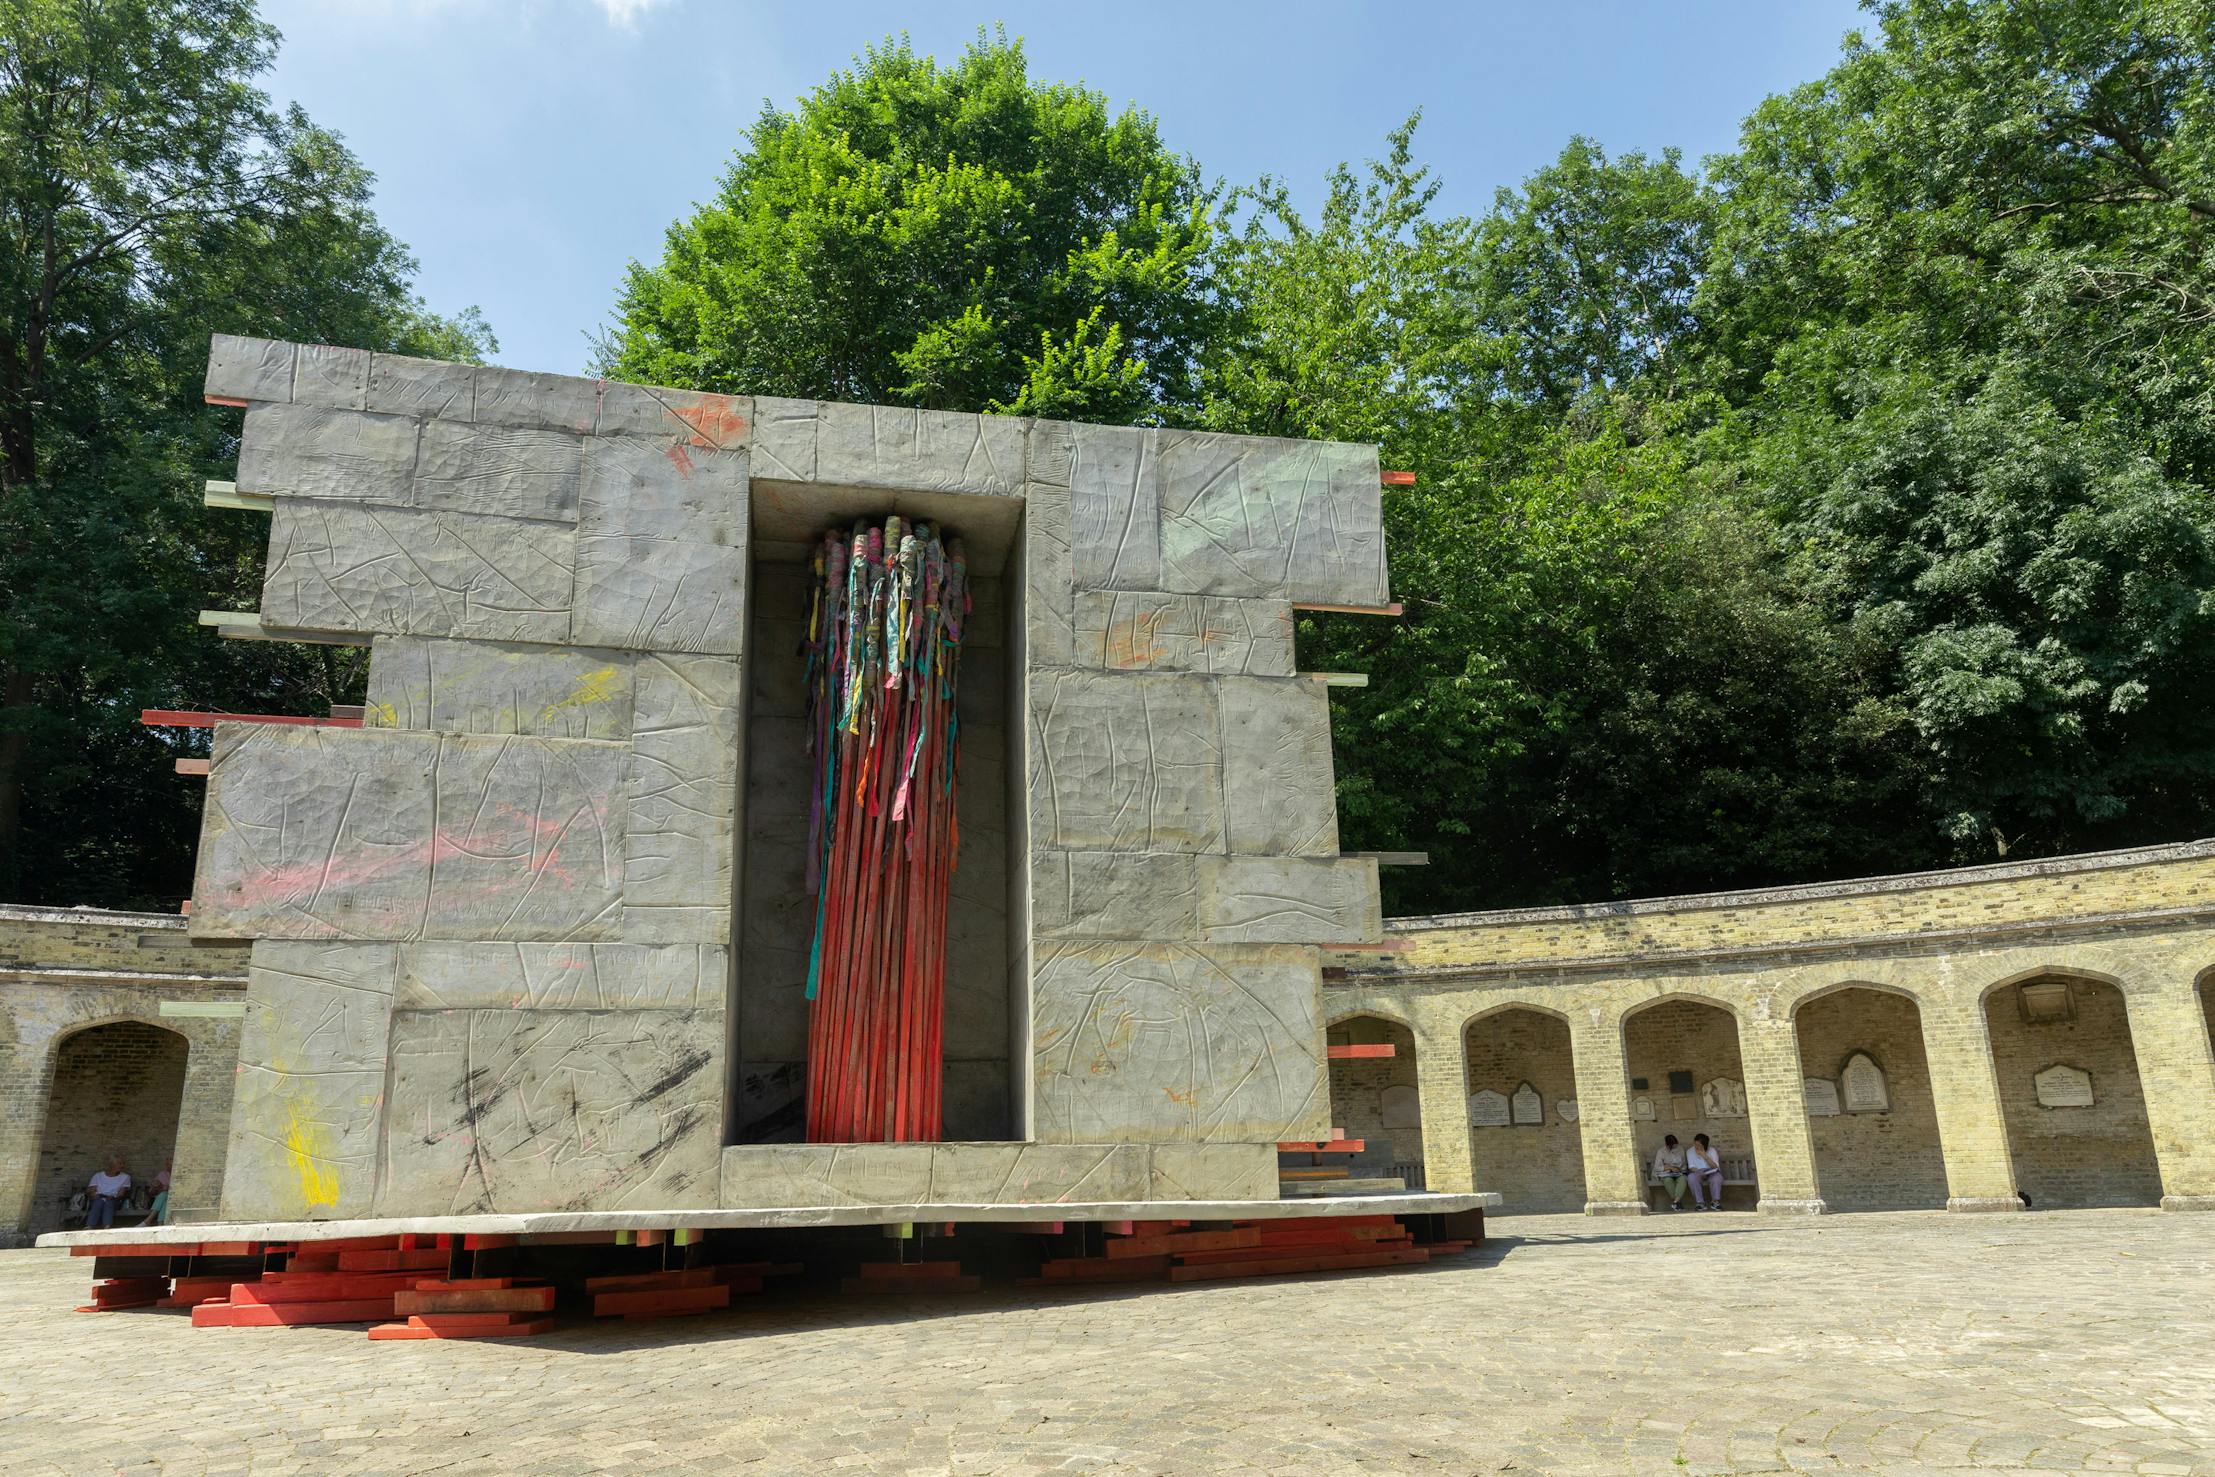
1687,1134 -> 1724,1210
82,1155 -> 131,1230
1651,1135 -> 1689,1210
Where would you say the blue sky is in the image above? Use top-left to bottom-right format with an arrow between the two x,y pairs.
259,1 -> 1871,375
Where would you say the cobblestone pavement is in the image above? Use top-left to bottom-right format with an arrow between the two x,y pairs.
2,1208 -> 2211,1477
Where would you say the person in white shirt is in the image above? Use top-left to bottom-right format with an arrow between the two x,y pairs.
1686,1133 -> 1724,1210
1651,1135 -> 1689,1210
83,1156 -> 130,1230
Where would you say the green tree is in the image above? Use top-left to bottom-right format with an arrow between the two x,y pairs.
601,30 -> 1217,424
0,0 -> 489,905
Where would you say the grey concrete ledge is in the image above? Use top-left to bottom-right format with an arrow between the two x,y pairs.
35,1191 -> 1498,1248
0,902 -> 193,928
1389,837 -> 2215,933
0,964 -> 248,987
2160,1194 -> 2215,1212
1583,1200 -> 1649,1217
1757,1198 -> 1828,1215
1947,1196 -> 2027,1213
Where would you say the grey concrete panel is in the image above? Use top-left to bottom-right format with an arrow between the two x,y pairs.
414,420 -> 582,522
1195,856 -> 1381,944
596,382 -> 752,449
813,402 -> 1024,496
582,436 -> 746,544
1219,677 -> 1341,856
572,535 -> 746,656
192,724 -> 437,939
1032,850 -> 1199,940
1157,431 -> 1389,605
365,637 -> 634,742
368,353 -> 475,420
719,1145 -> 936,1207
1027,418 -> 1075,490
750,396 -> 819,481
293,343 -> 370,410
396,942 -> 727,1010
218,941 -> 398,1220
1027,670 -> 1223,853
381,1008 -> 721,1213
1031,940 -> 1328,1144
1075,591 -> 1296,676
474,366 -> 599,434
261,500 -> 575,644
1067,424 -> 1161,590
237,403 -> 420,506
426,734 -> 624,941
1149,1142 -> 1278,1201
927,1144 -> 1147,1202
1022,483 -> 1076,666
205,333 -> 294,403
625,654 -> 741,942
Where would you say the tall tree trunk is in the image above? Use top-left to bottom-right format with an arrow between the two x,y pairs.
0,665 -> 33,897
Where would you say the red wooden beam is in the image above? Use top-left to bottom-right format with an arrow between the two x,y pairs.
1327,1043 -> 1396,1060
1380,470 -> 1417,487
140,709 -> 363,729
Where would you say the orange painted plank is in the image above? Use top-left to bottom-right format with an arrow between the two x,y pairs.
70,1243 -> 192,1258
368,1317 -> 553,1340
1276,1139 -> 1366,1152
140,709 -> 364,729
192,1298 -> 394,1326
1166,1246 -> 1429,1282
394,1286 -> 554,1315
1292,600 -> 1405,616
1105,1228 -> 1259,1261
1326,1043 -> 1396,1059
593,1285 -> 731,1318
1380,470 -> 1417,487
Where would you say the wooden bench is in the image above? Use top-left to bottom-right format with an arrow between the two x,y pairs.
1646,1154 -> 1755,1208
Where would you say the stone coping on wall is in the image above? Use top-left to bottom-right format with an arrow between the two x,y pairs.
1374,838 -> 2215,975
34,1190 -> 1499,1247
0,903 -> 198,928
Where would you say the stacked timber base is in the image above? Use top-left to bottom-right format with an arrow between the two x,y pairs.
50,1194 -> 1493,1340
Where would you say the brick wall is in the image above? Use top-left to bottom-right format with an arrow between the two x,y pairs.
1796,988 -> 1950,1211
28,1022 -> 187,1233
1462,1009 -> 1584,1213
1985,978 -> 2164,1208
1326,1016 -> 1421,1167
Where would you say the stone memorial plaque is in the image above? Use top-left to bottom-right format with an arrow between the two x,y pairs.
1380,1083 -> 1420,1129
2034,1063 -> 2094,1109
1510,1082 -> 1544,1125
1671,1094 -> 1698,1120
1632,1095 -> 1656,1121
1701,1077 -> 1748,1118
1468,1088 -> 1511,1127
1841,1052 -> 1889,1113
1803,1078 -> 1840,1117
1556,1098 -> 1579,1123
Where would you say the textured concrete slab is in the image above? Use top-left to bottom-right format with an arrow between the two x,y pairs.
716,1143 -> 1154,1208
810,402 -> 1025,496
748,396 -> 820,481
1032,849 -> 1199,939
1149,1141 -> 1278,1200
625,654 -> 741,943
1075,590 -> 1296,675
396,942 -> 727,1011
237,403 -> 420,505
1157,430 -> 1388,605
474,365 -> 599,434
293,343 -> 370,410
1031,939 -> 1328,1144
595,382 -> 752,448
1067,424 -> 1161,590
414,420 -> 582,521
1021,481 -> 1077,667
368,352 -> 475,420
583,437 -> 748,543
262,499 -> 574,643
573,533 -> 746,656
381,1008 -> 722,1214
365,637 -> 633,741
191,724 -> 438,939
1197,855 -> 1382,943
1027,670 -> 1224,853
425,734 -> 624,940
1219,676 -> 1341,856
220,941 -> 398,1221
42,1188 -> 1487,1244
205,333 -> 294,403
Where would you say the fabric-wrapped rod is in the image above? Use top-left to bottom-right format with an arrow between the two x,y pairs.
801,515 -> 966,1142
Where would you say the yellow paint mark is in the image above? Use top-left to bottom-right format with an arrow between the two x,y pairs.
365,701 -> 400,727
283,1103 -> 342,1212
540,666 -> 621,722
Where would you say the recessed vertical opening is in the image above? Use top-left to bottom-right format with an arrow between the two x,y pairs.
731,481 -> 1023,1144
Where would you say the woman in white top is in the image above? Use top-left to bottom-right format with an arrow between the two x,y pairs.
82,1156 -> 130,1230
1651,1135 -> 1689,1210
1686,1133 -> 1724,1210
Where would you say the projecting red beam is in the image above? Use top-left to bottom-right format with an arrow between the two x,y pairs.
1327,1043 -> 1397,1060
140,709 -> 363,729
1380,470 -> 1417,487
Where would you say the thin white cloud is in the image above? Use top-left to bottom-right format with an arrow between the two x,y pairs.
591,0 -> 675,26
304,0 -> 676,26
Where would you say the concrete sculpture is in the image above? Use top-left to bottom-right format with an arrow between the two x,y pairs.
191,335 -> 1392,1222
